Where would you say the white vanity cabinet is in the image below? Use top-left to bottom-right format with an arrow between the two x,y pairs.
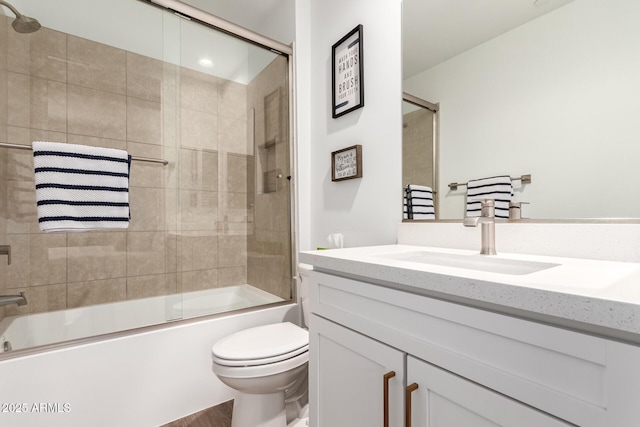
407,356 -> 570,427
311,314 -> 405,427
308,270 -> 640,427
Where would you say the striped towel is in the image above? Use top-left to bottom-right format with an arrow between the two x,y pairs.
32,141 -> 131,232
466,175 -> 512,219
404,184 -> 435,220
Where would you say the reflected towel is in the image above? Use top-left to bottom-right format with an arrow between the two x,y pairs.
32,141 -> 131,232
466,175 -> 512,219
404,184 -> 435,220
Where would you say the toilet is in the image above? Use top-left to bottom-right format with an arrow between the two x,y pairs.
211,264 -> 311,427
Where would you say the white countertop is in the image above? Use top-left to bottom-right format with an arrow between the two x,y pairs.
299,244 -> 640,340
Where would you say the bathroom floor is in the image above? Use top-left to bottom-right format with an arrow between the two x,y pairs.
161,400 -> 232,427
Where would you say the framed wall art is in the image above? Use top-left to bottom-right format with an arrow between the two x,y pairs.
331,145 -> 363,182
331,24 -> 364,118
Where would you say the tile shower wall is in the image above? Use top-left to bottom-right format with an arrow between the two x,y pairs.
0,17 -> 290,318
402,107 -> 434,190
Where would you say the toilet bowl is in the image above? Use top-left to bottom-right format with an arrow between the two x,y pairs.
211,265 -> 312,427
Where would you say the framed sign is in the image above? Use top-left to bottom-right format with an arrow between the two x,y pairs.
331,145 -> 362,182
331,25 -> 364,118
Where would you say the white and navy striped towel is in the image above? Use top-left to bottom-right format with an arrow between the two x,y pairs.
32,141 -> 131,232
466,175 -> 512,219
404,184 -> 435,220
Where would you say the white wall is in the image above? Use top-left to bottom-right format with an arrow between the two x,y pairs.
404,0 -> 640,219
303,0 -> 403,250
0,305 -> 296,427
294,0 -> 312,253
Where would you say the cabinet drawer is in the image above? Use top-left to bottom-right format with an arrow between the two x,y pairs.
310,271 -> 607,426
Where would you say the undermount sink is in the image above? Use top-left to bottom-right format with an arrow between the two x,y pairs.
375,251 -> 559,275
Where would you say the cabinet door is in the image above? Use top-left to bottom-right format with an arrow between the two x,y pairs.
310,314 -> 405,427
407,356 -> 573,427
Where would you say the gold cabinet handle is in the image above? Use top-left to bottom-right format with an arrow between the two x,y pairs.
406,382 -> 419,427
383,371 -> 396,427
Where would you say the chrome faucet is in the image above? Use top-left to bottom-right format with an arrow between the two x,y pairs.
0,292 -> 27,307
463,199 -> 497,255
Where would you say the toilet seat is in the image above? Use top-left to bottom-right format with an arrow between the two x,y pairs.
212,322 -> 309,367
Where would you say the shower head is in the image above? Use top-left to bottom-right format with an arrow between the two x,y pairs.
0,0 -> 41,33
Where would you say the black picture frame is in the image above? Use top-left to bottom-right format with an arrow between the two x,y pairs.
331,145 -> 363,182
331,25 -> 364,118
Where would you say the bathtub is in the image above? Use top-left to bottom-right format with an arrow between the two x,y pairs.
0,284 -> 283,353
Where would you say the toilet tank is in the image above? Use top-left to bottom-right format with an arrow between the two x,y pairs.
298,263 -> 313,328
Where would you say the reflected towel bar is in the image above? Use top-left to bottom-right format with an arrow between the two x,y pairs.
448,174 -> 531,191
0,142 -> 169,166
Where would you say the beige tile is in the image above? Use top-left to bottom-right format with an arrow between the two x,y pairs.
162,63 -> 179,107
5,233 -> 29,288
127,142 -> 166,187
254,191 -> 289,232
180,67 -> 218,114
67,134 -> 126,151
180,108 -> 217,151
179,232 -> 218,271
218,116 -> 248,155
218,235 -> 247,268
8,26 -> 67,82
127,52 -> 163,102
6,148 -> 33,181
179,190 -> 218,231
127,96 -> 161,145
179,269 -> 218,293
7,126 -> 67,148
4,283 -> 67,316
127,231 -> 166,276
68,85 -> 126,140
127,141 -> 163,159
67,232 -> 127,282
218,266 -> 247,287
165,232 -> 178,273
225,153 -> 249,193
130,160 -> 163,189
179,149 -> 218,191
129,187 -> 164,231
6,180 -> 38,234
68,36 -> 126,94
127,273 -> 176,300
0,153 -> 6,234
218,79 -> 247,120
30,234 -> 67,286
219,192 -> 249,225
67,278 -> 127,308
7,72 -> 30,128
30,77 -> 67,132
164,187 -> 178,232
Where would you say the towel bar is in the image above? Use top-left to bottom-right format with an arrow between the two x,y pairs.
448,174 -> 531,191
0,142 -> 168,165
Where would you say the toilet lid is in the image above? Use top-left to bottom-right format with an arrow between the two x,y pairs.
212,322 -> 309,367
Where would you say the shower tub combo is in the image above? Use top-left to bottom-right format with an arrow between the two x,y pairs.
0,285 -> 283,353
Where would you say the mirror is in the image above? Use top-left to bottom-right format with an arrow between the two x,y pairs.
402,0 -> 640,220
402,93 -> 438,219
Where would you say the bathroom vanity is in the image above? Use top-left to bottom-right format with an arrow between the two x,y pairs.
300,244 -> 640,427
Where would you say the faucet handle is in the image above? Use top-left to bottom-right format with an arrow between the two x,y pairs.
480,199 -> 495,218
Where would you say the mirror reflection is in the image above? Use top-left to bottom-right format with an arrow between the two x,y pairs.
403,0 -> 640,219
402,93 -> 438,220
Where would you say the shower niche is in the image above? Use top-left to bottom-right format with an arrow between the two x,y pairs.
256,87 -> 285,194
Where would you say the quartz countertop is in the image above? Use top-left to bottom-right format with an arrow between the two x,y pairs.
299,244 -> 640,341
